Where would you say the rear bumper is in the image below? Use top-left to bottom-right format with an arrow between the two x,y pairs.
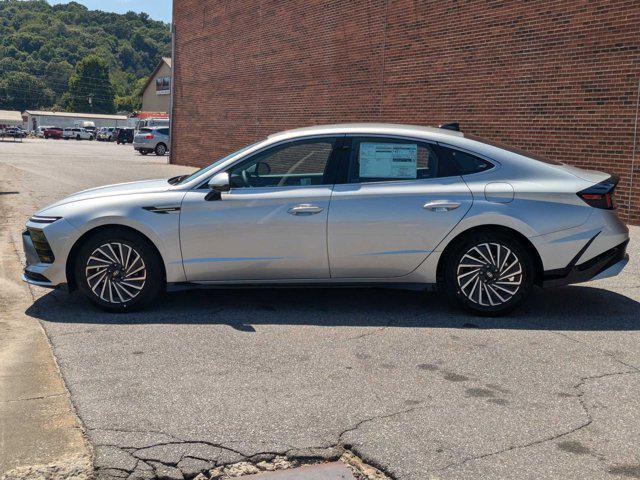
543,240 -> 629,287
133,142 -> 154,150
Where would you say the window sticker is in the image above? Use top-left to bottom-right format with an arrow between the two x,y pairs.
359,143 -> 418,179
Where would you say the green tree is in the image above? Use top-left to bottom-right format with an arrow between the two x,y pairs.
114,94 -> 141,113
114,77 -> 146,113
0,71 -> 53,111
45,59 -> 73,96
67,54 -> 115,113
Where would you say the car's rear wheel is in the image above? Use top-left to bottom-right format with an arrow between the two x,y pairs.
444,232 -> 533,316
74,228 -> 164,312
155,143 -> 167,156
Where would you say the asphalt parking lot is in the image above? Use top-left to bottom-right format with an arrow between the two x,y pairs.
1,139 -> 639,480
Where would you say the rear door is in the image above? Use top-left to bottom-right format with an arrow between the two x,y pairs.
327,136 -> 474,278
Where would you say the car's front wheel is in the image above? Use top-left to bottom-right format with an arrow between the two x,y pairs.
74,228 -> 164,312
444,232 -> 534,316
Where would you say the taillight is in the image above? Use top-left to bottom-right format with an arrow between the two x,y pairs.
145,134 -> 154,140
577,175 -> 618,210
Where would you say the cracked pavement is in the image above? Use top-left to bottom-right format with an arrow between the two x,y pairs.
1,139 -> 640,479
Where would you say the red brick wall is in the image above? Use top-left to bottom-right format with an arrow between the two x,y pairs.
172,0 -> 640,224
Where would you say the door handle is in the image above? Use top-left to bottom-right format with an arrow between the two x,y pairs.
288,204 -> 324,215
423,201 -> 461,212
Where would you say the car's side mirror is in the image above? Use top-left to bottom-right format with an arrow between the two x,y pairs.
205,172 -> 230,201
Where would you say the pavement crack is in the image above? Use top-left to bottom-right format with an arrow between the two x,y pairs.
345,316 -> 401,341
88,426 -> 184,442
338,405 -> 423,443
433,369 -> 638,473
524,319 -> 640,373
0,392 -> 65,403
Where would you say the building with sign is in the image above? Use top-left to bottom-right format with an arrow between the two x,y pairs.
140,57 -> 172,114
171,1 -> 640,224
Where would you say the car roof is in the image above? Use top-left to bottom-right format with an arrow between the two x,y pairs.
267,123 -> 464,142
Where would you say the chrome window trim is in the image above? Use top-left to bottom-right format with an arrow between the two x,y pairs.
193,134 -> 345,190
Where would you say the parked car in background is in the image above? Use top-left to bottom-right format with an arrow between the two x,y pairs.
97,127 -> 116,142
44,127 -> 64,139
115,127 -> 134,144
82,121 -> 96,134
36,126 -> 55,138
21,123 -> 629,314
63,127 -> 94,140
2,127 -> 27,138
133,126 -> 170,156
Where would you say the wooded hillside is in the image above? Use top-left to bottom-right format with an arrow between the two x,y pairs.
0,0 -> 171,113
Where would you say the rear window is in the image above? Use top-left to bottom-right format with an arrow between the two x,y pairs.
140,128 -> 152,133
438,146 -> 494,175
158,128 -> 170,135
466,134 -> 562,165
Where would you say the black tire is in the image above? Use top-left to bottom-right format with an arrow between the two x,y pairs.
74,228 -> 164,312
155,143 -> 167,156
443,231 -> 534,316
140,150 -> 149,156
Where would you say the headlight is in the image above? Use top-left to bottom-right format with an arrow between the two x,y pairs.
29,215 -> 62,224
27,228 -> 55,263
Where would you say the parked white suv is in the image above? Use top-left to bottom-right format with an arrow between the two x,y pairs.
63,128 -> 94,140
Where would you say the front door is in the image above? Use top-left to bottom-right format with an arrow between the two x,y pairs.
328,136 -> 474,278
180,137 -> 341,282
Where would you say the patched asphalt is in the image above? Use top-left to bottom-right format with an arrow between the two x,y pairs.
1,139 -> 639,479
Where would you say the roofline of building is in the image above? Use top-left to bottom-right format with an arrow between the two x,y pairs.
0,110 -> 24,123
24,110 -> 128,120
139,57 -> 172,96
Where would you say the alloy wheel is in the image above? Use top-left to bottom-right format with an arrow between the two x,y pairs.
456,242 -> 523,307
85,242 -> 146,304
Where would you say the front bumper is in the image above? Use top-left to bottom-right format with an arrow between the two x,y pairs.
543,240 -> 629,287
21,220 -> 76,288
22,230 -> 56,288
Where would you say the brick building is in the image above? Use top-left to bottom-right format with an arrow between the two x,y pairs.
171,0 -> 640,224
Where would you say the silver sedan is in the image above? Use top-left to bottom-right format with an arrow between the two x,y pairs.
22,123 -> 629,315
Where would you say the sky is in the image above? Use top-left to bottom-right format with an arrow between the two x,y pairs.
47,0 -> 172,23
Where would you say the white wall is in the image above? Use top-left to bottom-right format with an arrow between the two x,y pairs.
27,115 -> 128,132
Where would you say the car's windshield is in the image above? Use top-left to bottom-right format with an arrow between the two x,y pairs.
170,141 -> 262,185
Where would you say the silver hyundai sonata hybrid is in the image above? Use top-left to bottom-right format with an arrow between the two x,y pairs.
22,123 -> 629,315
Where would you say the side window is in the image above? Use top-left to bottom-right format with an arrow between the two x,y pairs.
440,146 -> 493,175
347,137 -> 458,183
228,138 -> 337,189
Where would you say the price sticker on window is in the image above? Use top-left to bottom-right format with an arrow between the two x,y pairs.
359,143 -> 418,179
